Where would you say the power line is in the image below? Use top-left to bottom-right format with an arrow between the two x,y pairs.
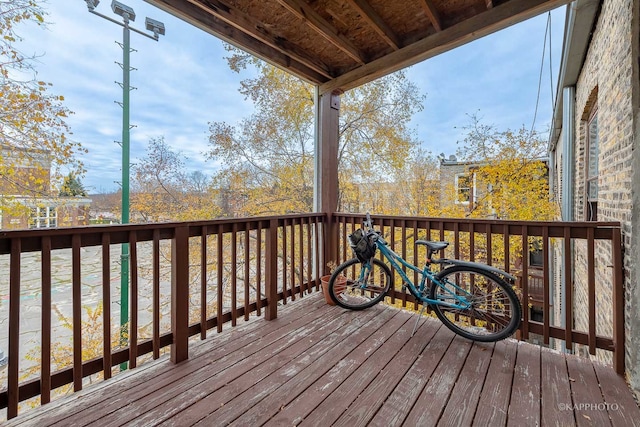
529,12 -> 552,138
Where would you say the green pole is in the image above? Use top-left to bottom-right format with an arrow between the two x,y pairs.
120,18 -> 131,371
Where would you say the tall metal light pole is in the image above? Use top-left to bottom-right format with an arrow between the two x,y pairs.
84,0 -> 165,370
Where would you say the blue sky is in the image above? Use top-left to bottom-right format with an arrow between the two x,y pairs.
17,1 -> 566,193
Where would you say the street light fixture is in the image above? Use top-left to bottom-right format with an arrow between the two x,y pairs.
84,0 -> 164,371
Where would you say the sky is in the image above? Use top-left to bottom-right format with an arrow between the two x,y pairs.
15,1 -> 566,193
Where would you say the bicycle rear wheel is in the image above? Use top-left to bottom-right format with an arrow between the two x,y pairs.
429,265 -> 522,342
328,258 -> 392,310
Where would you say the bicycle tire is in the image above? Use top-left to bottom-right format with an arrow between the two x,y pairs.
328,258 -> 392,310
429,265 -> 522,342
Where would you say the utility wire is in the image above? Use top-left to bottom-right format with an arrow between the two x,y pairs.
529,12 -> 552,139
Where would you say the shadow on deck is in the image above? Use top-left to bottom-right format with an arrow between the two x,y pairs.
7,294 -> 640,426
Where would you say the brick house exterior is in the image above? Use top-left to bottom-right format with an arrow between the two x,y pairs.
0,147 -> 91,229
549,0 -> 639,395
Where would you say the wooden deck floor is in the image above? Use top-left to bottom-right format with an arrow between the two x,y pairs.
7,293 -> 640,426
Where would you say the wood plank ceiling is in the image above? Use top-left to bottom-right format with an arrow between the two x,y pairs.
144,0 -> 571,93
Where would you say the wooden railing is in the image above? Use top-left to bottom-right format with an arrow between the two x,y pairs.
332,213 -> 625,375
0,212 -> 626,420
0,214 -> 324,419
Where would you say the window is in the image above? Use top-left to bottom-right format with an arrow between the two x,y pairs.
455,173 -> 475,204
585,109 -> 598,221
28,206 -> 57,229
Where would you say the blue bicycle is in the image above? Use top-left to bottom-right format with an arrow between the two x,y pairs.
328,213 -> 522,342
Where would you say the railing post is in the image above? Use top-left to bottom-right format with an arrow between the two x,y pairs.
612,227 -> 625,374
265,218 -> 279,320
171,225 -> 189,363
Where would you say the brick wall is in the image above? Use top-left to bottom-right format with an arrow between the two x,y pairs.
570,0 -> 638,390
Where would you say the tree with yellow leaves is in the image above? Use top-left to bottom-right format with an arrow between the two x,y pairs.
0,1 -> 86,217
207,49 -> 425,216
455,114 -> 556,221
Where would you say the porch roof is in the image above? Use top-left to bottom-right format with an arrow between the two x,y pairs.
145,0 -> 572,93
6,294 -> 639,426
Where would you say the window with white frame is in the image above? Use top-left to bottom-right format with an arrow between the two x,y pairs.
28,206 -> 57,229
585,109 -> 598,221
455,173 -> 475,204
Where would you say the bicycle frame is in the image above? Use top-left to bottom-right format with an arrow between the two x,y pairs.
361,239 -> 473,310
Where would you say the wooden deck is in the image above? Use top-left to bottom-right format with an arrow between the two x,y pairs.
7,294 -> 640,426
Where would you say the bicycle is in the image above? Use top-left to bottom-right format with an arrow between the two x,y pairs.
327,213 -> 522,342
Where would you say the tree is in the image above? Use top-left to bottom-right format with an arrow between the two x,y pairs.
207,49 -> 425,216
59,173 -> 87,197
130,136 -> 222,222
455,113 -> 556,221
0,1 -> 86,214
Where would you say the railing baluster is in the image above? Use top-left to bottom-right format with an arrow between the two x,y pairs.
101,233 -> 112,377
231,223 -> 238,325
290,218 -> 296,301
257,221 -> 263,315
8,238 -> 21,419
314,218 -> 320,290
521,225 -> 529,340
413,220 -> 419,310
171,225 -> 190,363
390,219 -> 396,305
542,227 -> 550,345
265,218 -> 278,320
306,217 -> 312,294
401,220 -> 407,308
282,220 -> 287,303
486,225 -> 493,266
217,227 -> 224,333
201,228 -> 208,339
503,224 -> 510,273
244,224 -> 251,320
587,227 -> 596,355
563,226 -> 573,351
72,234 -> 82,391
298,217 -> 304,297
41,236 -> 52,404
129,230 -> 138,369
612,226 -> 625,374
152,229 -> 160,358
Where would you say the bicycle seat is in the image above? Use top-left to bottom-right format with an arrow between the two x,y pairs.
415,240 -> 449,251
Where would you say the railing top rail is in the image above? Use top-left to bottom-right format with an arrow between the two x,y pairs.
332,212 -> 621,229
0,213 -> 327,255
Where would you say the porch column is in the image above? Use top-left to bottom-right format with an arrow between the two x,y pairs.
314,88 -> 341,274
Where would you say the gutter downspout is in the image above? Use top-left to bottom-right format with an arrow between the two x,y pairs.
560,85 -> 576,354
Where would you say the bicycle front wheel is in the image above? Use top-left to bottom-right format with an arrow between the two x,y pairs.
328,258 -> 392,310
429,265 -> 522,342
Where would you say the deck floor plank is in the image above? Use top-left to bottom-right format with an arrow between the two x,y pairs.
90,302 -> 345,427
179,306 -> 386,426
216,304 -> 397,426
472,339 -> 518,426
265,309 -> 411,426
403,335 -> 473,426
437,341 -> 495,427
567,354 -> 612,427
508,342 -> 541,426
5,293 -> 638,427
331,319 -> 442,427
540,347 -> 575,427
39,295 -> 328,427
367,326 -> 457,427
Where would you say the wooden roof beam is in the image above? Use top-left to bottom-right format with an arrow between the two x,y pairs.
185,0 -> 334,79
146,0 -> 328,84
346,0 -> 401,50
420,0 -> 443,31
320,0 -> 572,93
276,0 -> 367,65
